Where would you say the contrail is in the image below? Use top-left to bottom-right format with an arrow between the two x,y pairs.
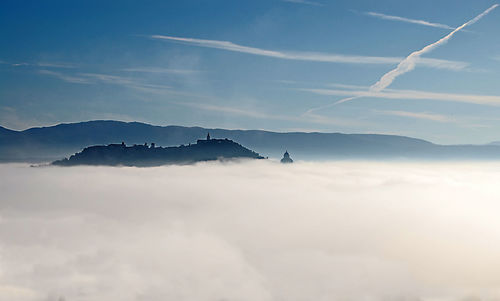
365,12 -> 455,30
304,96 -> 357,115
370,4 -> 498,93
149,35 -> 467,69
309,4 -> 498,110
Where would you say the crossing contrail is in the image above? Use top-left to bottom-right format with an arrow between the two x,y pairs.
370,3 -> 498,93
308,4 -> 498,110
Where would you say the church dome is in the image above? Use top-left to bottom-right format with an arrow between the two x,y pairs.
280,150 -> 293,163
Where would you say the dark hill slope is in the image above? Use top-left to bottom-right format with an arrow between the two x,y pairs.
53,138 -> 264,167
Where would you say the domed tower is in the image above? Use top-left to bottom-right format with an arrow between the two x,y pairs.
280,150 -> 293,163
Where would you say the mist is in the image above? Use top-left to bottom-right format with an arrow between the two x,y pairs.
2,161 -> 500,301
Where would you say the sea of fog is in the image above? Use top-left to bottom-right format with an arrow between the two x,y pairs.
2,161 -> 500,301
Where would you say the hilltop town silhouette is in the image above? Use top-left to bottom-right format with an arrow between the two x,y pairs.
53,133 -> 267,167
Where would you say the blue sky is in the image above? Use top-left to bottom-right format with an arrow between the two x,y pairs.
1,0 -> 500,144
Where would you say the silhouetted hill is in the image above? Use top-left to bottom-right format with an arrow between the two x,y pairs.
2,120 -> 500,162
53,138 -> 264,167
0,126 -> 16,135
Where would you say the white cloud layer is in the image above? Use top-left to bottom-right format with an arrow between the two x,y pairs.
150,35 -> 469,70
3,162 -> 500,301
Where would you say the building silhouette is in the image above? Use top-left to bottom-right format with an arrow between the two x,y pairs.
280,150 -> 293,163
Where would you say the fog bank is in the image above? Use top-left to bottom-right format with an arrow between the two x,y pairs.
2,161 -> 500,301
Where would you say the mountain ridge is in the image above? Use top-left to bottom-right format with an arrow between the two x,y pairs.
4,120 -> 432,143
1,120 -> 500,162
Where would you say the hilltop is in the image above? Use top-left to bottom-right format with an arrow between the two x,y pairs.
52,135 -> 264,167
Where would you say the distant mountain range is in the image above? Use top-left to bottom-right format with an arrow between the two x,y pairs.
2,120 -> 500,162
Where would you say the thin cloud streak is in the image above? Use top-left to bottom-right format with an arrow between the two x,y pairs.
364,12 -> 455,29
39,70 -> 91,84
302,87 -> 500,107
40,70 -> 173,92
149,35 -> 468,70
1,60 -> 76,68
121,67 -> 201,75
327,83 -> 369,90
36,62 -> 76,68
281,0 -> 323,6
376,110 -> 452,123
79,73 -> 172,90
80,73 -> 207,98
176,101 -> 368,127
38,70 -> 212,100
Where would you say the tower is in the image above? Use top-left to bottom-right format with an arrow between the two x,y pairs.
207,132 -> 211,140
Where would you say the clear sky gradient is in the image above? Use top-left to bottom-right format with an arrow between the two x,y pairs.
1,0 -> 500,144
